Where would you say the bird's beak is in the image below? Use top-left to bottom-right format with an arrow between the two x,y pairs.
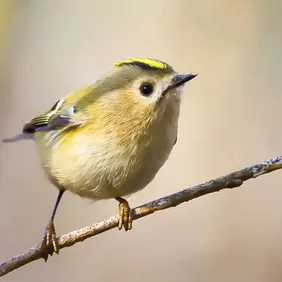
162,73 -> 197,97
170,73 -> 198,89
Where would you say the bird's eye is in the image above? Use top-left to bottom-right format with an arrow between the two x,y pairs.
139,82 -> 154,96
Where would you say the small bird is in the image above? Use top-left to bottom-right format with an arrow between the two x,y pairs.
2,58 -> 197,260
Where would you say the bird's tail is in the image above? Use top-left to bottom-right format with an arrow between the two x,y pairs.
1,133 -> 33,143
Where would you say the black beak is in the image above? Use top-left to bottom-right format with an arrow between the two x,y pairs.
170,73 -> 198,89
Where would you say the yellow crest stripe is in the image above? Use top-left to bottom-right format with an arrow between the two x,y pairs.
114,58 -> 169,70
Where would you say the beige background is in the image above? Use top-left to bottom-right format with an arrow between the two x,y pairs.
1,1 -> 282,281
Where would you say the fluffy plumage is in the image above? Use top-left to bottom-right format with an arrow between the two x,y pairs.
35,59 -> 182,199
4,59 -> 197,201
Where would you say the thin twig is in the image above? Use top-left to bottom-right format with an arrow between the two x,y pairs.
1,155 -> 282,277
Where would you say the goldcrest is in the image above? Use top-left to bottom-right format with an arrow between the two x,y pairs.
2,58 -> 197,260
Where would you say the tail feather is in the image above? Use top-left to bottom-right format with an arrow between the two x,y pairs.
1,133 -> 33,143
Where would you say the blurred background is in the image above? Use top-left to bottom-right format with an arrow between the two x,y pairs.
1,0 -> 282,281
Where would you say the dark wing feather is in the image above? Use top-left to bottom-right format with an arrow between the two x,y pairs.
2,98 -> 82,143
22,99 -> 64,134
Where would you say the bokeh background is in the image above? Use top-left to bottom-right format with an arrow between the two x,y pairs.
1,1 -> 282,281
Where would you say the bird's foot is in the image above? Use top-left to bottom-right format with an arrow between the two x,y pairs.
116,198 -> 133,231
39,220 -> 59,261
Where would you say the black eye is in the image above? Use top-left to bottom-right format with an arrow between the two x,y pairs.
139,83 -> 154,96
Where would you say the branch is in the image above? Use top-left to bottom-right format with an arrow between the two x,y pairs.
1,155 -> 282,277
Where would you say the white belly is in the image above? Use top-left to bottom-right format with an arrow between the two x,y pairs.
45,125 -> 177,200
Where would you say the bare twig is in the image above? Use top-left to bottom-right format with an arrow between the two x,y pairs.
1,155 -> 282,277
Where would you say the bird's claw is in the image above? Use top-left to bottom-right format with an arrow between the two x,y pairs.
39,220 -> 59,261
118,200 -> 133,231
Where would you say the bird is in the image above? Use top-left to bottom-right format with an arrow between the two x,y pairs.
2,58 -> 197,260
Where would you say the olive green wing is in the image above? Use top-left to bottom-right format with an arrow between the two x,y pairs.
2,98 -> 83,143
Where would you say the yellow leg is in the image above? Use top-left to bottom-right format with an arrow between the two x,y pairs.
115,197 -> 133,231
